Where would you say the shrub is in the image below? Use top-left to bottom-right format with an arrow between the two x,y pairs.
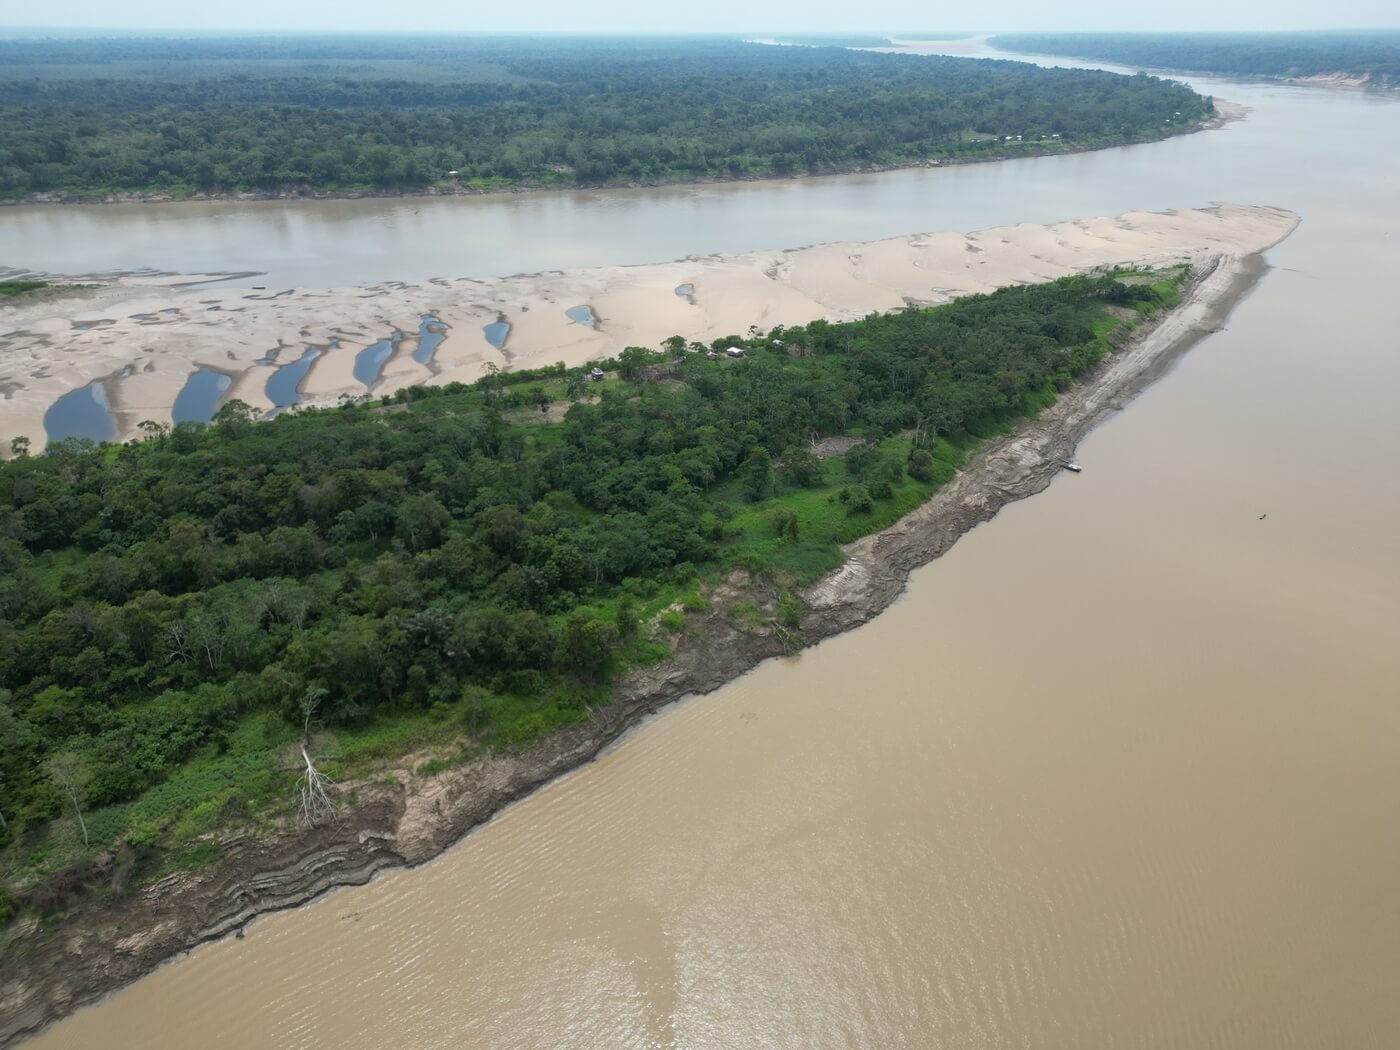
907,448 -> 936,482
840,484 -> 873,513
845,443 -> 877,477
769,508 -> 800,541
777,593 -> 805,628
781,446 -> 824,487
616,596 -> 639,639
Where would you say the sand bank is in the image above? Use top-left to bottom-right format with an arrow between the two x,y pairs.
0,203 -> 1296,451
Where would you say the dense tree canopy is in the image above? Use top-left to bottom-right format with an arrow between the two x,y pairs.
992,31 -> 1400,83
0,35 -> 1212,198
0,269 -> 1185,885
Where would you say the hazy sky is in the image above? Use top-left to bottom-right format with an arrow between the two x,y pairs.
3,1 -> 1399,34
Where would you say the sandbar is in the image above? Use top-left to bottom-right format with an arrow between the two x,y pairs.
0,203 -> 1296,451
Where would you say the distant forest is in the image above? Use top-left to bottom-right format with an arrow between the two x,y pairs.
992,31 -> 1400,84
0,35 -> 1211,199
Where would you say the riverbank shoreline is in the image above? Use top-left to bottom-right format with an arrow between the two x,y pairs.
0,237 -> 1295,1047
0,107 -> 1243,211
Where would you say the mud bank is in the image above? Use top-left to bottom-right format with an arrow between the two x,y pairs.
0,241 -> 1292,1047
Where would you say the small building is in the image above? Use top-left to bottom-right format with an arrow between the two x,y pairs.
589,367 -> 605,381
724,346 -> 746,359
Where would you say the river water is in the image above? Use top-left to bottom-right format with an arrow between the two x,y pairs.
0,63 -> 1389,290
18,54 -> 1400,1049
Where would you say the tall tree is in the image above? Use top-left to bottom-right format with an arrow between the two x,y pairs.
46,752 -> 91,847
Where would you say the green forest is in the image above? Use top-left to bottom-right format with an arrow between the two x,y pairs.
0,267 -> 1188,917
0,35 -> 1212,198
991,31 -> 1400,83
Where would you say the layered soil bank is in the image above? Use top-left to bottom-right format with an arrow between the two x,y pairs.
1,203 -> 1292,452
0,231 -> 1296,1047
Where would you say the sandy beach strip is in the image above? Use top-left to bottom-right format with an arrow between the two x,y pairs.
0,203 -> 1297,451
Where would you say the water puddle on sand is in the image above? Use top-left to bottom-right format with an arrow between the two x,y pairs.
565,304 -> 598,327
171,367 -> 233,423
43,380 -> 116,443
352,332 -> 403,389
482,319 -> 510,350
264,345 -> 326,408
414,314 -> 449,365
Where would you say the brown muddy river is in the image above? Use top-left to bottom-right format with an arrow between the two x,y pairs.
18,55 -> 1400,1049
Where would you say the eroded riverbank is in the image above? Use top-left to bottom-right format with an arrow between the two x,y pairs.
0,238 -> 1296,1048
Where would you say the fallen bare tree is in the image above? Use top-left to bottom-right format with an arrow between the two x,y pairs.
292,686 -> 338,828
297,747 -> 338,829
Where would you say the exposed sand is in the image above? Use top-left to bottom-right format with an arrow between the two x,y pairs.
0,203 -> 1297,451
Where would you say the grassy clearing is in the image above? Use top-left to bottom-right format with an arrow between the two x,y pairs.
716,436 -> 970,584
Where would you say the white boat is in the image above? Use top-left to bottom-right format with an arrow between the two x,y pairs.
1064,462 -> 1083,473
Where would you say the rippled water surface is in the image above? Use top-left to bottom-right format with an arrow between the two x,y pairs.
21,55 -> 1400,1050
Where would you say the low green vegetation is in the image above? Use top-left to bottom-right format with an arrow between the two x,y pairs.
0,266 -> 1187,916
991,30 -> 1400,84
0,281 -> 48,298
0,35 -> 1212,199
